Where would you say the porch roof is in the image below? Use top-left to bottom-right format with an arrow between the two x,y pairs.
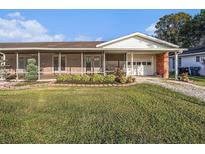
0,41 -> 104,49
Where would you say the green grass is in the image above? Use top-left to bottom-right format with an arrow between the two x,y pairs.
15,81 -> 48,87
189,76 -> 205,87
169,74 -> 205,87
0,84 -> 205,144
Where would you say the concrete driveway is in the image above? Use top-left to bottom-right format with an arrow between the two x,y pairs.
135,77 -> 205,102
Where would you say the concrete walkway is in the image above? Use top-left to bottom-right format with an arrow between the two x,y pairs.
136,77 -> 205,102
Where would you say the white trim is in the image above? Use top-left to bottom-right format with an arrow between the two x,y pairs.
125,52 -> 128,76
59,52 -> 61,74
152,56 -> 154,75
175,52 -> 178,80
103,51 -> 106,75
96,32 -> 179,48
81,52 -> 83,75
131,52 -> 133,75
16,52 -> 18,81
0,47 -> 185,51
38,52 -> 40,80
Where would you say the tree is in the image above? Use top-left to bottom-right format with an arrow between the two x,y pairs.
184,10 -> 205,47
155,12 -> 192,47
26,58 -> 38,81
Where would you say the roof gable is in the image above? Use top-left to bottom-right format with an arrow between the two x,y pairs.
97,32 -> 179,49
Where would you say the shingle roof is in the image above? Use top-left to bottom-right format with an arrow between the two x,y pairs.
0,41 -> 105,48
181,46 -> 205,55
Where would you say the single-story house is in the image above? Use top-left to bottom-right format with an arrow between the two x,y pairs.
0,32 -> 184,81
169,46 -> 205,76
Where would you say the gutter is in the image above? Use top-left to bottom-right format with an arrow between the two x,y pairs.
0,47 -> 185,52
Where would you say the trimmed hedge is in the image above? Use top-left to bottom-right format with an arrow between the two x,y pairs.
26,58 -> 38,81
81,74 -> 90,82
91,74 -> 104,83
56,72 -> 135,84
104,74 -> 116,83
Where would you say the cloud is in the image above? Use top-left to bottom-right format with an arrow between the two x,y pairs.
0,12 -> 65,42
74,35 -> 103,41
145,23 -> 156,35
6,12 -> 25,20
95,37 -> 103,41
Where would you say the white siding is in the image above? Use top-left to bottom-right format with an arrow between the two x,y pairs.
102,36 -> 168,49
169,54 -> 205,76
169,57 -> 174,72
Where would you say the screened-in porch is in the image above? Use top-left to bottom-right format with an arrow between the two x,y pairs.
4,51 -> 126,80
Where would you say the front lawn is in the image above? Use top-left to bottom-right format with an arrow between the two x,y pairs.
189,76 -> 205,87
0,84 -> 205,143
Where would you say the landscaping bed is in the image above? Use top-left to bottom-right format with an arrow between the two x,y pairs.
56,70 -> 135,84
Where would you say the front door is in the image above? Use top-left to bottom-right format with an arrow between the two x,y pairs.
85,55 -> 101,73
53,55 -> 66,73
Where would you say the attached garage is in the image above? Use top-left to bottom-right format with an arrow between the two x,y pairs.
127,54 -> 156,76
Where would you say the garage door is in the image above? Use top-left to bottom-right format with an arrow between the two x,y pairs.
128,57 -> 154,76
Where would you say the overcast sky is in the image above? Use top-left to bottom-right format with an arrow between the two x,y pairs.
0,9 -> 200,42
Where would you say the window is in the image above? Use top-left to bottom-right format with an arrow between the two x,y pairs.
147,62 -> 152,65
142,62 -> 146,65
196,56 -> 200,62
178,57 -> 182,67
128,62 -> 131,65
137,62 -> 141,65
133,62 -> 136,65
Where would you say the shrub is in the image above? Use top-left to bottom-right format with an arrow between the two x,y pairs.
72,74 -> 81,81
115,69 -> 126,83
115,68 -> 125,78
119,75 -> 127,84
126,76 -> 136,83
104,74 -> 116,83
26,58 -> 38,81
81,74 -> 90,82
91,74 -> 104,83
56,74 -> 72,82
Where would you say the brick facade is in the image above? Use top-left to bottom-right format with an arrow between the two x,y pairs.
156,52 -> 169,79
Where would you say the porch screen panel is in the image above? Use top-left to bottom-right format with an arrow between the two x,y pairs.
105,53 -> 126,72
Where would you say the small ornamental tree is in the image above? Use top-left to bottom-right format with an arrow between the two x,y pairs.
26,58 -> 38,81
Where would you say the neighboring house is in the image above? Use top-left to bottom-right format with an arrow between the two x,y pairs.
0,32 -> 183,81
169,46 -> 205,76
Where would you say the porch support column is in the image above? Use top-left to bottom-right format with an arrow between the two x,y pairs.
131,52 -> 134,75
175,52 -> 178,80
59,52 -> 61,75
81,52 -> 83,75
151,56 -> 154,75
38,52 -> 40,80
125,52 -> 128,76
103,51 -> 106,76
16,52 -> 19,81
